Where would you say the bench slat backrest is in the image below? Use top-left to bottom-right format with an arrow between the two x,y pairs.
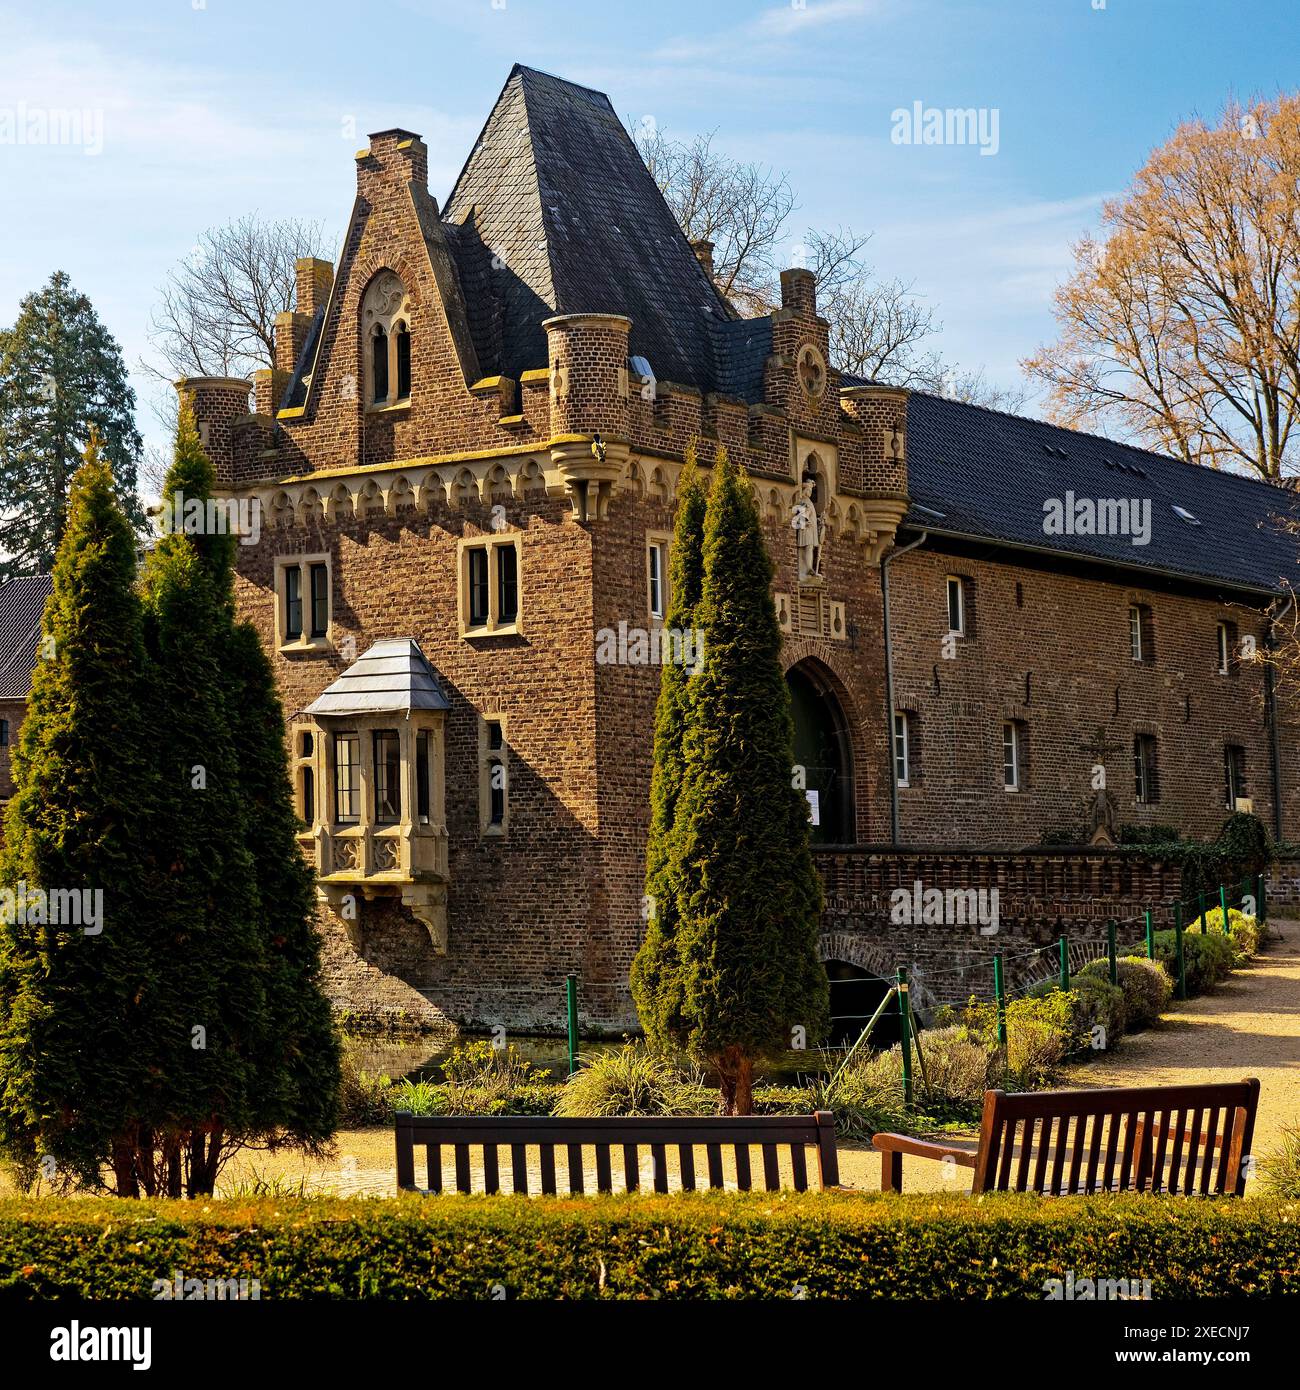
395,1111 -> 840,1195
971,1080 -> 1259,1197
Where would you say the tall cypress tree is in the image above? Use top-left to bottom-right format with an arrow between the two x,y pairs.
0,434 -> 163,1193
228,620 -> 339,1152
669,449 -> 828,1114
141,403 -> 337,1193
631,445 -> 707,1046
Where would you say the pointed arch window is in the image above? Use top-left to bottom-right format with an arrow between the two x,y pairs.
362,272 -> 412,408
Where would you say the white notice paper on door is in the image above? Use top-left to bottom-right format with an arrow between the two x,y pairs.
806,789 -> 820,825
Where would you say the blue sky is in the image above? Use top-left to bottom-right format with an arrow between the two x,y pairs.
3,0 -> 1298,470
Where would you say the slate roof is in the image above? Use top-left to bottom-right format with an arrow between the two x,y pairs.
443,64 -> 734,390
900,391 -> 1300,596
0,574 -> 52,700
304,638 -> 450,717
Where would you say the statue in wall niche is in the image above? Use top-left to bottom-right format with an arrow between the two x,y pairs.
1085,780 -> 1119,846
1081,727 -> 1122,846
793,476 -> 822,580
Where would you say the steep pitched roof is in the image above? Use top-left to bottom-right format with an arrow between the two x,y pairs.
901,391 -> 1300,596
443,64 -> 733,389
0,574 -> 52,700
304,638 -> 450,717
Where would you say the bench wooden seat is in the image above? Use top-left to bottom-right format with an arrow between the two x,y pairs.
395,1110 -> 840,1195
872,1079 -> 1260,1196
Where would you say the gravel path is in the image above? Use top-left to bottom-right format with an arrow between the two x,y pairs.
1057,924 -> 1300,1159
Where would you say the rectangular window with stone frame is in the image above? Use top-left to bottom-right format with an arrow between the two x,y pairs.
459,535 -> 522,636
275,553 -> 333,653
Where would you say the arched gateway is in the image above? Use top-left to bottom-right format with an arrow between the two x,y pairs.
785,660 -> 854,845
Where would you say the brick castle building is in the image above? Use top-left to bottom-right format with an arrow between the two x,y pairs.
6,66 -> 1297,1035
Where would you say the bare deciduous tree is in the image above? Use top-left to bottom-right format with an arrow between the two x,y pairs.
635,125 -> 796,316
147,214 -> 330,382
1024,95 -> 1300,480
635,122 -> 1028,408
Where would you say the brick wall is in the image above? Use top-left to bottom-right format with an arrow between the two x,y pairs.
887,545 -> 1282,845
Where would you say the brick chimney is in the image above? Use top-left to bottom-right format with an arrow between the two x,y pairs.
691,239 -> 716,278
295,256 -> 334,317
780,267 -> 818,318
356,129 -> 430,202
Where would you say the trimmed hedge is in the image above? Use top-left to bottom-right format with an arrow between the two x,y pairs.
0,1193 -> 1296,1300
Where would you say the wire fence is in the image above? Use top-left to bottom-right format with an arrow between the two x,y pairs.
830,871 -> 1269,1105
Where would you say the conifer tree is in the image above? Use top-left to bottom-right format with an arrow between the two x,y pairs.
0,271 -> 143,579
227,620 -> 339,1151
141,402 -> 337,1192
631,445 -> 707,1046
0,434 -> 163,1193
669,449 -> 828,1113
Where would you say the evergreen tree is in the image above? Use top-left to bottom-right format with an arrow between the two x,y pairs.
141,403 -> 338,1193
0,434 -> 164,1193
0,272 -> 143,579
227,620 -> 339,1152
669,449 -> 828,1114
631,445 -> 706,1046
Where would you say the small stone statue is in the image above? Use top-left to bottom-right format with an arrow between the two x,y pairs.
793,479 -> 821,580
1085,779 -> 1118,846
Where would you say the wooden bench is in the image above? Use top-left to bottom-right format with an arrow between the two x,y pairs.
395,1110 -> 840,1195
873,1079 -> 1260,1196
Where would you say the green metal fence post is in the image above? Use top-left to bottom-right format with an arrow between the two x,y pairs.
897,966 -> 912,1109
1058,936 -> 1069,990
565,972 -> 579,1077
1197,889 -> 1207,933
1258,872 -> 1268,925
1173,901 -> 1187,1001
993,953 -> 1008,1048
1219,883 -> 1231,936
1107,920 -> 1118,985
1144,909 -> 1155,960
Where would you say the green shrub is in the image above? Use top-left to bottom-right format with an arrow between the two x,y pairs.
1261,1126 -> 1300,1200
1,1193 -> 1297,1300
1079,956 -> 1172,1031
1152,929 -> 1235,994
806,1049 -> 910,1140
1026,977 -> 1125,1055
338,1052 -> 394,1127
1187,907 -> 1261,964
910,1025 -> 991,1119
554,1043 -> 714,1117
939,992 -> 1072,1089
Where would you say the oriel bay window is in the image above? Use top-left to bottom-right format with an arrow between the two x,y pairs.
276,554 -> 332,652
459,534 -> 522,636
299,639 -> 451,953
373,730 -> 401,824
333,733 -> 361,823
